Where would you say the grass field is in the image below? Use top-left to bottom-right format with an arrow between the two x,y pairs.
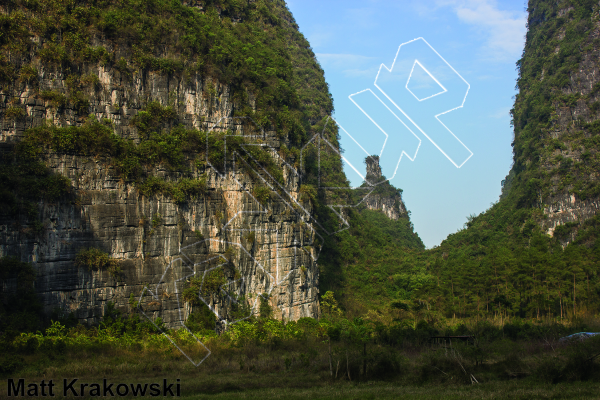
187,380 -> 600,400
2,316 -> 600,399
2,371 -> 600,400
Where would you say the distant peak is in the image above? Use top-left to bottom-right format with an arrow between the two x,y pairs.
365,155 -> 382,180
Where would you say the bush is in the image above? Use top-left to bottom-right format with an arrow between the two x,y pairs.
74,248 -> 121,277
185,304 -> 217,333
252,186 -> 271,205
18,65 -> 38,84
3,106 -> 26,120
368,348 -> 405,379
0,356 -> 23,374
40,90 -> 67,107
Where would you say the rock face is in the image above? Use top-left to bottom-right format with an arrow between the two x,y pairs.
0,150 -> 319,327
505,1 -> 600,243
362,156 -> 407,221
538,45 -> 600,240
0,13 -> 320,326
544,192 -> 600,242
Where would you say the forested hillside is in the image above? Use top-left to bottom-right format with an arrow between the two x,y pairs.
384,0 -> 600,324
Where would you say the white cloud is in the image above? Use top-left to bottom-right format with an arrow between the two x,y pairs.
436,0 -> 526,62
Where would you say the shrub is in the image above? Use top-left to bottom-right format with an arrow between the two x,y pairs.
299,184 -> 317,207
182,278 -> 202,305
70,91 -> 90,114
203,269 -> 226,296
3,106 -> 26,120
182,269 -> 227,304
553,221 -> 578,241
259,293 -> 273,320
40,90 -> 67,108
185,303 -> 217,332
74,248 -> 121,277
114,57 -> 132,79
81,73 -> 101,90
18,65 -> 38,84
38,43 -> 68,64
252,186 -> 271,205
245,231 -> 256,245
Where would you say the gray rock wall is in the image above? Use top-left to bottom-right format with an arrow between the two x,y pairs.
535,29 -> 600,242
363,156 -> 406,221
0,36 -> 320,327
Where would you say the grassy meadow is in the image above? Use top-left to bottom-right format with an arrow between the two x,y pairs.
1,307 -> 600,399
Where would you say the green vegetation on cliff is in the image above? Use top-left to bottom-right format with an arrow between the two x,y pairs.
0,0 -> 331,139
0,0 -> 332,229
510,0 -> 600,204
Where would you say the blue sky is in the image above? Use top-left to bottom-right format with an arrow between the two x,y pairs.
286,0 -> 528,248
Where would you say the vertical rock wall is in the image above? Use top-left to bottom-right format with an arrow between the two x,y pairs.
0,41 -> 320,327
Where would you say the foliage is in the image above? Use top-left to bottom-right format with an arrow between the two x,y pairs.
18,65 -> 38,84
4,306 -> 600,389
0,257 -> 42,336
321,291 -> 342,317
74,248 -> 121,278
3,105 -> 25,120
2,0 -> 599,361
259,293 -> 273,320
0,0 -> 332,145
182,267 -> 229,306
319,205 -> 425,314
299,183 -> 318,208
40,90 -> 68,107
0,0 -> 328,248
185,303 -> 217,333
381,0 -> 600,323
14,112 -> 280,203
182,277 -> 203,306
508,0 -> 600,202
203,269 -> 227,296
252,185 -> 271,205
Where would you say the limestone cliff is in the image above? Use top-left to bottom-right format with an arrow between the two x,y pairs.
362,156 -> 407,221
0,0 -> 327,327
506,0 -> 600,244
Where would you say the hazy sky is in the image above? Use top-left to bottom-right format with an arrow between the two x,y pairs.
286,0 -> 528,248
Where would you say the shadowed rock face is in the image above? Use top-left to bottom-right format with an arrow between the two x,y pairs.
0,34 -> 319,327
363,156 -> 407,221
